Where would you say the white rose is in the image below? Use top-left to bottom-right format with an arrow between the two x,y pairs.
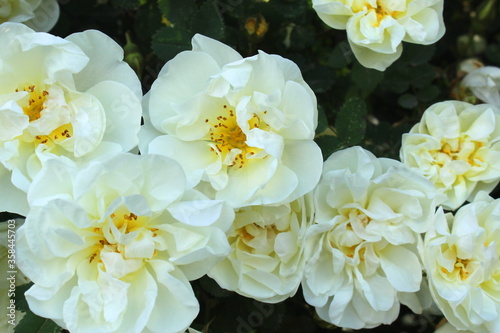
400,101 -> 500,210
16,153 -> 234,333
462,66 -> 500,107
140,34 -> 323,208
302,146 -> 440,329
209,193 -> 314,303
0,0 -> 59,32
312,0 -> 445,70
424,194 -> 500,332
0,22 -> 143,215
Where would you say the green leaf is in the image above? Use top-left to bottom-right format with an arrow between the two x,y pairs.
111,0 -> 141,9
14,283 -> 33,313
417,85 -> 441,103
14,312 -> 62,333
315,135 -> 344,159
410,64 -> 436,89
153,0 -> 225,61
152,26 -> 192,61
304,66 -> 336,93
398,93 -> 418,109
191,0 -> 225,40
401,44 -> 436,66
327,42 -> 353,69
315,104 -> 329,135
157,0 -> 196,28
336,97 -> 367,146
351,62 -> 384,94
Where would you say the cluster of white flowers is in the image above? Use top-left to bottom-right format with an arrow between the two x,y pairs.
1,1 -> 499,332
311,0 -> 445,70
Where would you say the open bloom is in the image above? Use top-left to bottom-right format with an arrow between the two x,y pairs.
312,0 -> 445,70
400,101 -> 500,210
424,194 -> 500,332
209,194 -> 314,303
302,146 -> 440,329
0,23 -> 142,215
0,0 -> 59,32
16,153 -> 234,333
462,66 -> 500,107
140,34 -> 323,208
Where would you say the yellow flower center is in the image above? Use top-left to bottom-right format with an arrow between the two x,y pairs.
206,105 -> 265,168
16,84 -> 74,147
441,257 -> 472,281
17,85 -> 48,122
87,209 -> 159,265
233,222 -> 285,255
433,136 -> 484,168
354,1 -> 402,27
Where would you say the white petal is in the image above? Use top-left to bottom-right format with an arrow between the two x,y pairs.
66,30 -> 142,100
86,80 -> 142,152
379,245 -> 422,292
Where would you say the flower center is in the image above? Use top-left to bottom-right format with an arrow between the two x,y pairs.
34,123 -> 74,147
433,136 -> 484,168
441,257 -> 472,281
206,105 -> 264,168
233,223 -> 284,255
17,85 -> 49,122
87,209 -> 159,266
360,0 -> 403,27
15,84 -> 75,148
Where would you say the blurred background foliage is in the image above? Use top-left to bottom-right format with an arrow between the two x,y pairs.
8,0 -> 500,332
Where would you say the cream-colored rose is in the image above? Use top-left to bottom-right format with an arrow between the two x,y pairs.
424,194 -> 500,332
312,0 -> 445,70
462,66 -> 500,107
140,34 -> 323,208
0,23 -> 143,215
0,0 -> 59,32
302,146 -> 440,329
209,194 -> 314,303
17,153 -> 234,333
400,101 -> 500,210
